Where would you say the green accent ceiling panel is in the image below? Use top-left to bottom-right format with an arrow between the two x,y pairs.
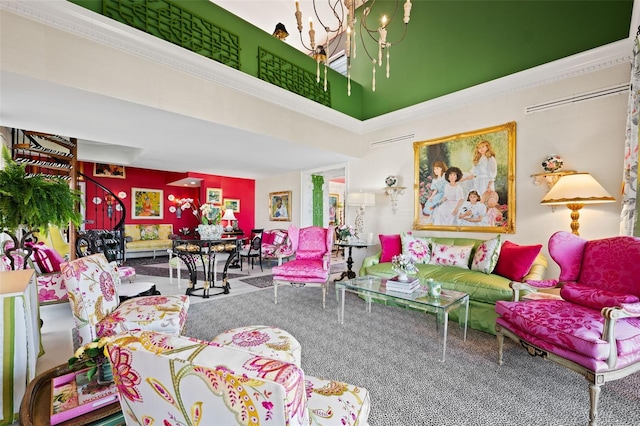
352,0 -> 633,119
68,1 -> 632,120
258,48 -> 331,107
102,0 -> 240,69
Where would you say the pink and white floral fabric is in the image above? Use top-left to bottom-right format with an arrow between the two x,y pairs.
428,243 -> 473,269
61,253 -> 189,344
471,235 -> 501,274
106,330 -> 370,426
400,233 -> 431,264
211,325 -> 302,366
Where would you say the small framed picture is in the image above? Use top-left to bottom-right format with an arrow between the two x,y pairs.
206,188 -> 223,204
328,193 -> 339,224
269,191 -> 291,221
94,163 -> 125,178
224,198 -> 240,213
131,188 -> 163,219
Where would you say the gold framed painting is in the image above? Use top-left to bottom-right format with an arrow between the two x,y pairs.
94,163 -> 125,178
414,121 -> 516,233
224,198 -> 240,213
132,188 -> 163,219
269,191 -> 291,221
206,188 -> 223,205
328,193 -> 339,225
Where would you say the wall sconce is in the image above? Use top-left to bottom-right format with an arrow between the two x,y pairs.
540,172 -> 615,235
104,194 -> 115,218
221,209 -> 237,232
346,192 -> 375,239
383,175 -> 406,214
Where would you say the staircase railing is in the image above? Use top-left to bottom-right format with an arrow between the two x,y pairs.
76,171 -> 127,263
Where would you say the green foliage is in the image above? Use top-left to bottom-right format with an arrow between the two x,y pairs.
0,145 -> 82,233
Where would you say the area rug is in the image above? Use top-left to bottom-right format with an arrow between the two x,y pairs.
185,284 -> 640,426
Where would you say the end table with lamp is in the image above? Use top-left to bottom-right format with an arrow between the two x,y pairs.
334,241 -> 374,282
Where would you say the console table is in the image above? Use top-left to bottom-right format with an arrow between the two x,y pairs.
1,270 -> 41,426
172,238 -> 241,298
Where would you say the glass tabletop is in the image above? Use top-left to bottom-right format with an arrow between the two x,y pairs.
336,276 -> 468,309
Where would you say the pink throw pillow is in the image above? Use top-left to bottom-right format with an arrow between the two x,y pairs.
494,241 -> 542,281
401,233 -> 431,264
262,232 -> 276,245
429,243 -> 473,269
379,234 -> 402,263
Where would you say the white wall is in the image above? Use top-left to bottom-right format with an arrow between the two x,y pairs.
258,63 -> 630,278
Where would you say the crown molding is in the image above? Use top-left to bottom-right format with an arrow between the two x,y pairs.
1,0 -> 634,136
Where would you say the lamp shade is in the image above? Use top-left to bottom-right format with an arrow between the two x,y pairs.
347,192 -> 375,207
222,209 -> 237,221
540,173 -> 615,205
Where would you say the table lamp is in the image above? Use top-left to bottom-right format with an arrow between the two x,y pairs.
221,209 -> 237,232
540,172 -> 615,235
346,192 -> 375,239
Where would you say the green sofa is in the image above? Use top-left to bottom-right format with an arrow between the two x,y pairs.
358,237 -> 547,335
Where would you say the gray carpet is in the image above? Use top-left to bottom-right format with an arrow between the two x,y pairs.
239,275 -> 273,288
185,284 -> 640,426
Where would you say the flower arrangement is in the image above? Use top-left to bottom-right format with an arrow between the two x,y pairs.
391,254 -> 418,275
541,155 -> 564,173
178,198 -> 221,225
385,175 -> 398,187
337,224 -> 355,241
68,336 -> 115,381
419,177 -> 434,205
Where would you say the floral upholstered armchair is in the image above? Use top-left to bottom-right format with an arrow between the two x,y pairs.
272,225 -> 334,308
495,231 -> 640,425
106,330 -> 371,426
61,253 -> 190,345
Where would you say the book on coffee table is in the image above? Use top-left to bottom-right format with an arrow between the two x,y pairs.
50,367 -> 119,425
385,276 -> 420,293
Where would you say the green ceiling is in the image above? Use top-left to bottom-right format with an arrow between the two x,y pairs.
69,0 -> 633,120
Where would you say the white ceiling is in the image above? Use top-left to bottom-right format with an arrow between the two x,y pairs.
0,1 -> 358,180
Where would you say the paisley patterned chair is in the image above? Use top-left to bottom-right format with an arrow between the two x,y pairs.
106,330 -> 371,426
60,253 -> 190,345
495,231 -> 640,426
272,225 -> 334,308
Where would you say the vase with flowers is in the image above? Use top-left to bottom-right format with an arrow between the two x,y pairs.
68,336 -> 115,384
391,254 -> 418,281
178,198 -> 223,239
337,224 -> 355,242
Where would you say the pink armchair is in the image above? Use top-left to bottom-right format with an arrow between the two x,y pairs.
106,330 -> 371,426
495,231 -> 640,425
272,225 -> 334,308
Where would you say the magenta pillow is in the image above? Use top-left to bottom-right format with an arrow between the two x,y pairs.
26,242 -> 65,273
262,232 -> 276,245
494,241 -> 542,281
379,234 -> 402,263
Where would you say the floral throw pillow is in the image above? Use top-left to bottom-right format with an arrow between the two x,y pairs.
429,243 -> 473,269
140,225 -> 159,241
401,233 -> 431,264
471,235 -> 502,274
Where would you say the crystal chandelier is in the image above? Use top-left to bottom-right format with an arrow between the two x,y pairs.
294,0 -> 412,96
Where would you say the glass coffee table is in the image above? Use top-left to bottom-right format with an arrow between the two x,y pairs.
335,276 -> 469,362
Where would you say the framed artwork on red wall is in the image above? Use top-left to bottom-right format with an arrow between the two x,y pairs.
206,188 -> 222,204
224,198 -> 240,213
94,163 -> 125,178
132,188 -> 163,219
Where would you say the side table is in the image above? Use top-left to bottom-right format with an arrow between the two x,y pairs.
333,241 -> 374,282
19,363 -> 122,426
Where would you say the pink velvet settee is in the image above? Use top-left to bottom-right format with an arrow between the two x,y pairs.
495,231 -> 640,425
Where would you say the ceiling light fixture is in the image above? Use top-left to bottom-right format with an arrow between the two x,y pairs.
294,0 -> 412,96
273,22 -> 289,40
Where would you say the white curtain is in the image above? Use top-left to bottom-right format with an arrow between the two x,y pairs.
620,36 -> 640,236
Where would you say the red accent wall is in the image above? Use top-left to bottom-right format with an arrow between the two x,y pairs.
81,162 -> 255,234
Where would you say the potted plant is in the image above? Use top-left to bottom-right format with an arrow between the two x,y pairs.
0,145 -> 82,267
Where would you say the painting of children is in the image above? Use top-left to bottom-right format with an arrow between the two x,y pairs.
414,122 -> 515,233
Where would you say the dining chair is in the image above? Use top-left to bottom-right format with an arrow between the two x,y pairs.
239,228 -> 263,272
